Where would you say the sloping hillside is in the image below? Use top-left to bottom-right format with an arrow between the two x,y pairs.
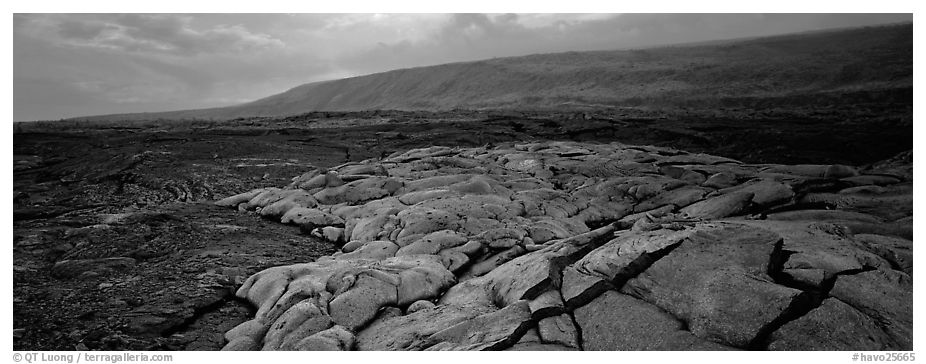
73,23 -> 912,121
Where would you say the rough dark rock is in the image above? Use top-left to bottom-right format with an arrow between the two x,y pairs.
51,257 -> 137,279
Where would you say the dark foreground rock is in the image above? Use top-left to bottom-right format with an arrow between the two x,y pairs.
13,105 -> 912,352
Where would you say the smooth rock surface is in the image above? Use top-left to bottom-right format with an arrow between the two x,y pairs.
423,300 -> 532,351
213,141 -> 911,351
621,223 -> 805,348
829,269 -> 913,350
767,298 -> 899,350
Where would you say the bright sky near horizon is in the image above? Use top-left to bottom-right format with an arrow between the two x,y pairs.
13,13 -> 912,121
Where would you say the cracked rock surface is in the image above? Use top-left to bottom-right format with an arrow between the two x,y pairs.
215,141 -> 913,351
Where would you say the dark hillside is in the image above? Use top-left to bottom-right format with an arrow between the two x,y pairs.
70,23 -> 911,122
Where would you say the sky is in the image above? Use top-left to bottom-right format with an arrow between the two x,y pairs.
13,13 -> 913,121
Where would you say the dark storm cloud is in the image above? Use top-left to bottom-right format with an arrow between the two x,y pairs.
13,13 -> 912,121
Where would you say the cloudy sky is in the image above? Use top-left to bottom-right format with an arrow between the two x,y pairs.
13,13 -> 911,121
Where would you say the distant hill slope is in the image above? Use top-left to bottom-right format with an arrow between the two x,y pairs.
73,23 -> 912,121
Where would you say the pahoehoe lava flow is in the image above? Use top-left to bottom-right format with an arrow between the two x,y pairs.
214,141 -> 912,351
